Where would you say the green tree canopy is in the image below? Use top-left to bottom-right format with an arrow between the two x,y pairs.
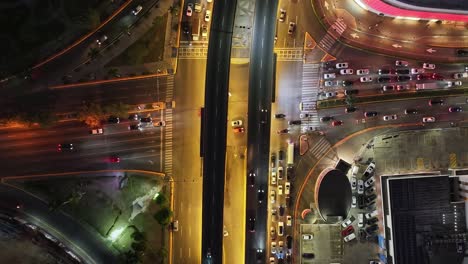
153,207 -> 172,226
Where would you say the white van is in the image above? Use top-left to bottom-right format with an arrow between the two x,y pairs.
172,220 -> 179,231
365,210 -> 378,219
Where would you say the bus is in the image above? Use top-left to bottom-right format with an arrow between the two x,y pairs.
287,141 -> 294,165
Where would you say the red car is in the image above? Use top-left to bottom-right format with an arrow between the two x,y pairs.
331,120 -> 343,126
109,156 -> 120,163
341,225 -> 354,237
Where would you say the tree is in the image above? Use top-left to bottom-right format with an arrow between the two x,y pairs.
88,48 -> 100,60
345,95 -> 356,107
153,207 -> 172,226
131,241 -> 146,252
103,102 -> 130,118
156,247 -> 168,264
118,250 -> 140,264
86,9 -> 101,30
131,230 -> 146,242
155,193 -> 168,206
78,102 -> 104,127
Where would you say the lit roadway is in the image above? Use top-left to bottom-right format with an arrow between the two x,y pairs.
245,0 -> 278,263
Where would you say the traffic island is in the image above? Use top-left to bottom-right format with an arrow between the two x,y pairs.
4,172 -> 171,263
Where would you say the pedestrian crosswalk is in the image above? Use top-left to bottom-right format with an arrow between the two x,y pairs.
178,47 -> 208,59
164,108 -> 173,177
300,63 -> 320,132
166,75 -> 174,102
275,48 -> 303,61
309,137 -> 331,159
318,18 -> 347,51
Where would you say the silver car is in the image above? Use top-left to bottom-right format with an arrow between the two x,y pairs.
358,180 -> 364,194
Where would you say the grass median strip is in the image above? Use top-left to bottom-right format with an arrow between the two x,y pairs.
318,87 -> 468,109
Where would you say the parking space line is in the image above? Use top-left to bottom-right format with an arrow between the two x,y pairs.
449,153 -> 457,168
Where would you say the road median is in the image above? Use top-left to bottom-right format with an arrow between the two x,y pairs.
318,87 -> 468,109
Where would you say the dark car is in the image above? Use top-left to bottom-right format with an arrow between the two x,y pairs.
286,235 -> 293,249
449,106 -> 462,113
288,120 -> 301,125
378,77 -> 391,83
277,128 -> 290,134
345,106 -> 357,113
342,80 -> 353,87
249,217 -> 256,232
128,114 -> 138,121
344,89 -> 359,95
404,109 -> 418,115
331,120 -> 343,126
365,224 -> 378,233
457,49 -> 468,57
364,111 -> 378,117
271,154 -> 276,168
286,166 -> 294,180
320,116 -> 333,122
248,171 -> 255,187
358,195 -> 365,209
302,253 -> 315,259
378,69 -> 395,75
279,150 -> 284,160
275,113 -> 286,118
140,117 -> 152,123
57,143 -> 74,152
279,205 -> 285,216
428,99 -> 444,106
285,195 -> 293,207
257,189 -> 265,203
366,200 -> 376,209
109,155 -> 120,163
431,73 -> 444,80
397,75 -> 411,82
129,124 -> 142,131
366,194 -> 377,203
182,22 -> 190,34
255,249 -> 264,263
367,217 -> 378,225
108,116 -> 120,123
396,69 -> 410,75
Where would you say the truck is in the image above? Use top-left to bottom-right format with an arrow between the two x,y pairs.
415,82 -> 439,91
192,18 -> 200,41
287,141 -> 294,165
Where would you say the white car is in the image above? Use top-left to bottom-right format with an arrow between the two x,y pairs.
325,91 -> 337,98
271,171 -> 277,185
277,166 -> 284,180
360,76 -> 373,83
358,213 -> 364,227
270,190 -> 276,203
341,218 -> 353,228
411,68 -> 423,74
278,222 -> 284,236
351,196 -> 357,208
303,234 -> 314,240
186,3 -> 193,16
344,233 -> 356,242
91,128 -> 103,135
364,176 -> 375,188
288,22 -> 295,34
231,120 -> 242,127
358,180 -> 364,194
383,114 -> 397,121
285,181 -> 290,194
286,215 -> 292,226
300,113 -> 311,119
454,81 -> 463,86
323,73 -> 336,79
453,72 -> 468,79
132,5 -> 143,15
271,241 -> 277,254
350,176 -> 357,190
336,62 -> 349,69
204,10 -> 211,22
278,185 -> 283,195
422,117 -> 435,123
324,80 -> 335,87
278,9 -> 286,22
340,69 -> 354,75
422,63 -> 435,69
356,69 -> 370,75
395,60 -> 409,67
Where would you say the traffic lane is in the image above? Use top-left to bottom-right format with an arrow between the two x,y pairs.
52,77 -> 171,113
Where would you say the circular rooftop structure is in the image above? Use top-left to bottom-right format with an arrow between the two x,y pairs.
314,168 -> 352,223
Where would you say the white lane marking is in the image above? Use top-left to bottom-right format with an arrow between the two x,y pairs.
188,247 -> 191,257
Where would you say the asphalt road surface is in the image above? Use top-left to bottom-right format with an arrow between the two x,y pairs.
245,0 -> 278,263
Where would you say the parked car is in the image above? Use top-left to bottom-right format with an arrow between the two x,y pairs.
341,216 -> 355,228
352,195 -> 357,208
286,235 -> 293,249
285,181 -> 290,195
186,3 -> 193,16
344,233 -> 356,242
320,116 -> 333,122
428,99 -> 444,106
278,222 -> 284,236
360,76 -> 373,82
365,186 -> 376,195
378,77 -> 391,83
324,80 -> 336,87
404,109 -> 418,115
422,117 -> 436,123
303,234 -> 314,240
286,215 -> 292,226
449,106 -> 462,113
396,69 -> 410,75
397,75 -> 411,82
342,225 -> 354,237
336,62 -> 349,69
323,73 -> 336,79
270,190 -> 276,203
324,91 -> 337,98
271,171 -> 277,185
356,69 -> 370,75
350,176 -> 357,190
378,69 -> 395,75
204,10 -> 211,22
277,128 -> 290,134
342,80 -> 354,87
365,224 -> 379,234
382,85 -> 394,91
275,113 -> 286,118
231,120 -> 243,127
344,89 -> 359,95
302,253 -> 315,259
300,113 -> 311,119
366,194 -> 377,203
345,106 -> 357,113
331,120 -> 343,126
271,241 -> 277,254
358,180 -> 364,194
411,68 -> 424,74
358,213 -> 365,227
367,217 -> 378,225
